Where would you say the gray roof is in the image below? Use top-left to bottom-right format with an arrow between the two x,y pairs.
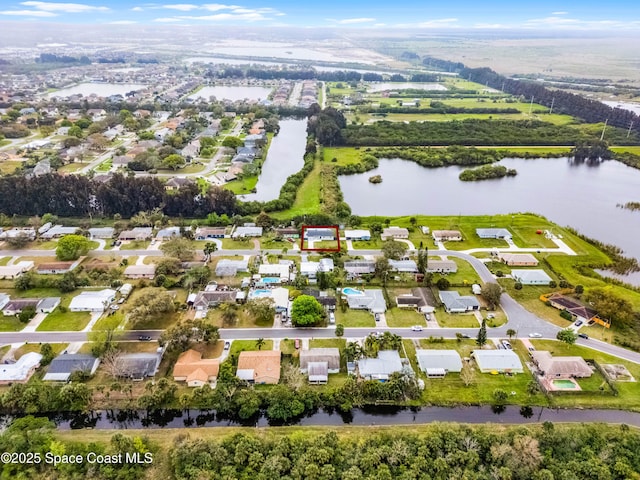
38,297 -> 61,310
305,228 -> 336,238
476,228 -> 512,238
308,362 -> 328,382
118,353 -> 161,379
344,261 -> 376,274
426,260 -> 457,272
388,259 -> 418,273
346,289 -> 387,313
416,349 -> 462,373
439,291 -> 480,311
511,269 -> 552,284
358,350 -> 403,379
44,354 -> 99,381
300,348 -> 340,370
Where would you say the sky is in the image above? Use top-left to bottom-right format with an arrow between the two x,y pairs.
0,0 -> 639,30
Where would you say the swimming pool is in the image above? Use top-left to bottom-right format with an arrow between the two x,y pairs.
552,379 -> 579,389
261,277 -> 281,284
249,289 -> 272,299
342,288 -> 364,296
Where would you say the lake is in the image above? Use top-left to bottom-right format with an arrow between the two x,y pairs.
240,119 -> 307,201
339,157 -> 640,267
188,85 -> 273,102
47,83 -> 146,98
602,100 -> 640,116
368,82 -> 448,92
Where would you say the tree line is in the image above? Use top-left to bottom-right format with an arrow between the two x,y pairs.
459,164 -> 517,181
0,173 -> 237,218
206,67 -> 439,83
460,66 -> 640,135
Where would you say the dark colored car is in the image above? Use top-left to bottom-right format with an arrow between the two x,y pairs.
138,335 -> 152,341
578,333 -> 589,340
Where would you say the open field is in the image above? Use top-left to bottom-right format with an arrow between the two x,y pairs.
350,112 -> 575,125
273,160 -> 322,219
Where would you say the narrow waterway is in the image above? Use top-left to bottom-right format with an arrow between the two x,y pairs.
240,118 -> 307,202
16,406 -> 640,430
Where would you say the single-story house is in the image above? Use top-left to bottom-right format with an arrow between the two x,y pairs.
307,362 -> 329,384
37,262 -> 75,275
439,291 -> 480,313
0,261 -> 35,280
544,293 -> 599,323
40,225 -> 78,239
247,287 -> 289,313
305,228 -> 336,241
389,259 -> 418,273
347,289 -> 387,314
344,229 -> 371,241
498,253 -> 539,266
0,294 -> 9,311
476,228 -> 512,240
195,227 -> 225,240
300,261 -> 320,279
36,297 -> 61,314
236,350 -> 281,384
511,269 -> 552,285
118,353 -> 163,380
233,226 -> 263,238
432,230 -> 463,242
319,258 -> 334,272
344,261 -> 376,278
165,177 -> 195,191
0,352 -> 42,385
119,227 -> 153,241
156,226 -> 181,240
215,259 -> 249,277
472,350 -> 523,373
258,263 -> 290,281
274,227 -> 299,239
395,294 -> 434,313
426,260 -> 458,273
124,264 -> 156,279
192,290 -> 237,310
43,354 -> 100,382
381,227 -> 409,241
416,349 -> 463,377
357,350 -> 403,381
3,298 -> 41,316
69,289 -> 116,312
531,351 -> 592,379
303,290 -> 337,310
88,227 -> 115,240
0,228 -> 36,241
173,349 -> 220,387
300,348 -> 340,373
119,283 -> 133,297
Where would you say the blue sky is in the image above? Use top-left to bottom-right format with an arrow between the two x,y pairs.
0,1 -> 639,29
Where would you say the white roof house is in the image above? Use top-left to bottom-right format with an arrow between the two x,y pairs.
119,283 -> 133,297
439,291 -> 480,313
344,229 -> 371,240
389,259 -> 418,273
155,226 -> 181,240
511,269 -> 552,285
215,259 -> 249,276
346,289 -> 387,313
40,225 -> 78,239
358,350 -> 403,380
426,260 -> 458,273
88,227 -> 115,239
381,227 -> 409,240
300,262 -> 319,277
476,228 -> 512,239
124,264 -> 156,279
0,261 -> 35,279
472,350 -> 523,373
0,352 -> 42,384
416,350 -> 463,375
233,226 -> 263,238
319,258 -> 334,272
258,263 -> 290,280
69,289 -> 117,312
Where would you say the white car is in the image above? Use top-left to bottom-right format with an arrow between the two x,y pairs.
528,332 -> 543,338
411,325 -> 423,332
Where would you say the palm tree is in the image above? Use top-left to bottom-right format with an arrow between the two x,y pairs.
203,242 -> 217,262
506,328 -> 517,341
256,338 -> 265,350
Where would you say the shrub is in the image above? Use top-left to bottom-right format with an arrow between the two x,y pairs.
514,282 -> 523,290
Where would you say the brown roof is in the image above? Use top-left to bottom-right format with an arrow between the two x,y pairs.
173,349 -> 219,380
237,350 -> 281,383
531,351 -> 592,377
37,262 -> 74,271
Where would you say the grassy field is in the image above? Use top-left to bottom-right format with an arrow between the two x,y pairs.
0,257 -> 11,266
335,309 -> 375,327
611,146 -> 640,154
352,112 -> 575,125
430,257 -> 481,285
207,305 -> 274,328
229,339 -> 274,357
57,163 -> 85,173
119,240 -> 150,250
0,316 -> 25,332
158,163 -> 205,174
221,238 -> 253,250
305,240 -> 340,250
348,238 -> 384,250
223,175 -> 258,194
434,310 -> 481,328
385,307 -> 425,327
273,160 -> 322,218
13,342 -> 68,359
309,338 -> 346,350
36,307 -> 91,331
0,160 -> 23,175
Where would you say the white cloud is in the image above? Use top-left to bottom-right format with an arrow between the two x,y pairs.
108,20 -> 137,24
131,6 -> 144,11
551,11 -> 569,15
162,4 -> 199,11
202,3 -> 242,11
473,23 -> 509,29
21,1 -> 109,13
523,16 -> 639,30
336,17 -> 376,24
0,9 -> 57,16
153,17 -> 183,22
418,18 -> 458,27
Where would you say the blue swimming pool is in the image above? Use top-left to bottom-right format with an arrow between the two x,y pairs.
342,288 -> 364,296
249,289 -> 272,299
261,277 -> 281,284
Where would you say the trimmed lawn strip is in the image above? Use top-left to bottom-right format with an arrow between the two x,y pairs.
36,295 -> 91,331
434,310 -> 480,328
309,338 -> 346,350
335,309 -> 375,327
14,342 -> 68,360
385,307 -> 425,328
221,238 -> 253,250
229,339 -> 274,357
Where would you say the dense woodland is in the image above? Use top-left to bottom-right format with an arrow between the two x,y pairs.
0,173 -> 237,218
2,417 -> 640,480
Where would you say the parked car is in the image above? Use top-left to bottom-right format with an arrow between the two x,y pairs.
374,313 -> 380,322
528,332 -> 543,338
411,325 -> 423,332
578,333 -> 589,339
117,298 -> 125,304
110,305 -> 119,310
294,339 -> 300,349
138,335 -> 151,341
487,313 -> 496,319
574,320 -> 583,327
224,341 -> 231,350
459,333 -> 471,339
329,312 -> 336,324
502,340 -> 512,350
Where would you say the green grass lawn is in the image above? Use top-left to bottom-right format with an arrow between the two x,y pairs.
528,339 -> 640,409
0,257 -> 11,266
430,257 -> 481,285
385,307 -> 425,327
14,342 -> 68,359
158,163 -> 205,174
0,161 -> 24,175
260,237 -> 294,250
57,163 -> 85,173
221,238 -> 253,250
0,316 -> 25,332
273,160 -> 322,218
309,338 -> 346,350
434,309 -> 480,328
335,309 -> 375,327
323,147 -> 364,166
119,240 -> 150,250
36,307 -> 91,331
95,159 -> 112,172
229,339 -> 274,357
305,240 -> 340,250
349,238 -> 384,249
30,240 -> 59,250
223,175 -> 258,194
207,306 -> 274,328
280,339 -> 296,355
611,146 -> 640,154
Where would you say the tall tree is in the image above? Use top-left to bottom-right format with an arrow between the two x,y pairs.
476,319 -> 487,347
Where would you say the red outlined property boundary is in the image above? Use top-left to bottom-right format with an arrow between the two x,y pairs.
300,225 -> 341,252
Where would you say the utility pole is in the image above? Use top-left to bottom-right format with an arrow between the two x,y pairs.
600,119 -> 608,141
628,121 -> 634,138
528,96 -> 534,115
501,80 -> 506,92
549,97 -> 555,115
